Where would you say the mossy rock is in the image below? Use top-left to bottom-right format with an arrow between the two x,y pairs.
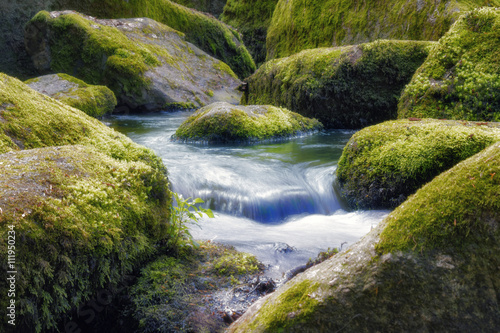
25,73 -> 117,118
0,72 -> 164,171
0,145 -> 171,332
25,11 -> 243,112
337,119 -> 500,209
230,142 -> 500,332
173,102 -> 323,143
398,7 -> 500,122
170,0 -> 227,17
221,0 -> 279,66
244,40 -> 433,129
265,0 -> 500,60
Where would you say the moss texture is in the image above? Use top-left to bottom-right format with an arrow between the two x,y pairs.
337,119 -> 500,209
399,7 -> 500,122
174,102 -> 322,143
221,0 -> 279,65
171,0 -> 227,17
0,145 -> 171,332
230,143 -> 500,332
25,73 -> 117,118
59,0 -> 255,78
265,0 -> 500,60
244,40 -> 433,129
0,72 -> 164,171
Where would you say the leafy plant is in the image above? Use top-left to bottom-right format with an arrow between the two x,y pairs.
168,192 -> 214,251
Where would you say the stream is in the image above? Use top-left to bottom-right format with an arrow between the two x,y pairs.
105,111 -> 389,280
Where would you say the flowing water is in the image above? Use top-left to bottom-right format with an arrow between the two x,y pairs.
105,111 -> 388,279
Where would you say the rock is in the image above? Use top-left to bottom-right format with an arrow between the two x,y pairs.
173,102 -> 323,143
265,0 -> 497,60
337,118 -> 500,209
244,40 -> 433,129
0,145 -> 171,332
25,10 -> 243,112
25,73 -> 117,118
171,0 -> 227,17
0,72 -> 165,171
221,0 -> 279,65
229,142 -> 500,332
399,7 -> 500,122
0,0 -> 255,80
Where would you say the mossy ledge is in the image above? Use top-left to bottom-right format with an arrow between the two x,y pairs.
336,118 -> 500,209
230,143 -> 500,332
173,102 -> 323,143
398,7 -> 500,122
265,0 -> 500,60
244,40 -> 433,129
0,145 -> 171,333
25,73 -> 117,118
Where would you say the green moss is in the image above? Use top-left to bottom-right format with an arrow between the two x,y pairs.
221,0 -> 279,65
399,7 -> 500,122
0,145 -> 171,332
377,141 -> 500,254
170,0 -> 227,17
246,280 -> 320,331
63,0 -> 256,78
174,102 -> 322,143
337,119 -> 500,209
245,40 -> 433,129
266,0 -> 499,60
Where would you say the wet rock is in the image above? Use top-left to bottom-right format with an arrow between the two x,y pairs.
272,242 -> 295,254
25,10 -> 242,112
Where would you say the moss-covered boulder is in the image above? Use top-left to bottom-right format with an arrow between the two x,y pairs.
0,145 -> 171,332
230,142 -> 500,332
399,7 -> 500,122
25,73 -> 117,118
266,0 -> 500,60
244,40 -> 432,129
336,119 -> 500,209
174,102 -> 322,143
171,0 -> 227,17
25,11 -> 243,112
221,0 -> 279,65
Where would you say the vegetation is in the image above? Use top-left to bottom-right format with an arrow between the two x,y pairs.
221,0 -> 279,65
399,7 -> 500,122
170,0 -> 227,17
337,119 -> 500,209
265,0 -> 500,60
174,102 -> 322,143
25,73 -> 117,118
244,40 -> 433,129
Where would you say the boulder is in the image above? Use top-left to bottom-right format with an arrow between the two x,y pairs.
230,142 -> 500,332
221,0 -> 279,65
25,73 -> 117,118
244,40 -> 432,129
0,145 -> 171,332
336,118 -> 500,209
399,7 -> 500,122
265,0 -> 498,60
173,102 -> 322,143
25,11 -> 243,112
171,0 -> 227,17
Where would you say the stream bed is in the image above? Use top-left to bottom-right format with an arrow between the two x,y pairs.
105,111 -> 389,280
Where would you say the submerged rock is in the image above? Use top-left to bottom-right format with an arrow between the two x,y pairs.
336,119 -> 500,209
230,142 -> 500,332
244,40 -> 432,129
0,145 -> 171,333
399,7 -> 500,122
265,0 -> 497,60
173,102 -> 322,143
25,73 -> 117,118
25,10 -> 242,112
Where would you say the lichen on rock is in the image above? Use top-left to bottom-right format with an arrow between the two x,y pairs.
336,118 -> 500,209
398,7 -> 500,122
244,40 -> 433,129
173,102 -> 322,143
25,73 -> 117,118
25,10 -> 243,112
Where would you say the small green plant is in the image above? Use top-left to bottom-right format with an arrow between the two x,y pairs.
168,192 -> 214,251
